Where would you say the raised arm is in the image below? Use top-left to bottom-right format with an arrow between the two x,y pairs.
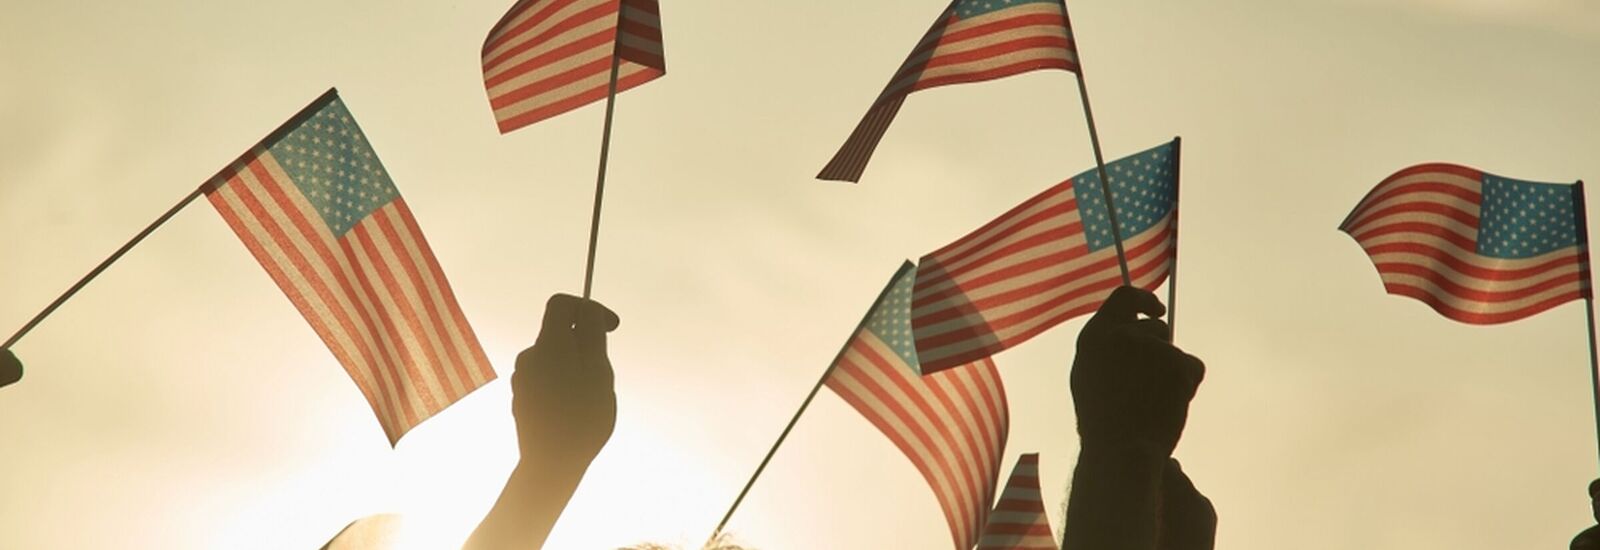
464,294 -> 621,550
1062,287 -> 1208,550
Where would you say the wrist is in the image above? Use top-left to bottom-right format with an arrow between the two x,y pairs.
1078,436 -> 1172,460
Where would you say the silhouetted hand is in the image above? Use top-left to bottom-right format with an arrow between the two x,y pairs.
1159,459 -> 1215,550
512,293 -> 620,464
1573,479 -> 1600,550
1,349 -> 21,389
1071,287 -> 1204,457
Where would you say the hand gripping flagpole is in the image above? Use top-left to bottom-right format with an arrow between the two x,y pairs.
581,31 -> 626,300
1575,180 -> 1600,467
706,261 -> 916,546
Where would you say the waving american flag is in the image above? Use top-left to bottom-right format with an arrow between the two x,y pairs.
206,90 -> 496,444
482,0 -> 665,133
825,262 -> 1010,550
911,140 -> 1180,373
1340,163 -> 1591,324
977,453 -> 1057,550
818,0 -> 1079,182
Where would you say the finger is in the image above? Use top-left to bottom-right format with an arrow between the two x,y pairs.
1085,287 -> 1166,335
1174,351 -> 1206,396
538,293 -> 583,344
574,298 -> 620,352
1126,317 -> 1172,343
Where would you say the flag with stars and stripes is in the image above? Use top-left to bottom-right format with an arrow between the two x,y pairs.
1339,163 -> 1591,324
976,453 -> 1057,550
204,89 -> 496,445
482,0 -> 666,133
818,0 -> 1078,183
824,261 -> 1010,550
911,139 -> 1180,374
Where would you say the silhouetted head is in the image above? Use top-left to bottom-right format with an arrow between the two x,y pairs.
621,534 -> 752,550
0,349 -> 21,389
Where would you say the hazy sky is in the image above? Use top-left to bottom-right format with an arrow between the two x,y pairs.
3,1 -> 1600,549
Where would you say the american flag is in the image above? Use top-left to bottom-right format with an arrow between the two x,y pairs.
825,262 -> 1010,550
482,0 -> 666,133
1339,163 -> 1591,324
977,453 -> 1057,550
818,0 -> 1078,182
205,90 -> 497,445
912,140 -> 1180,373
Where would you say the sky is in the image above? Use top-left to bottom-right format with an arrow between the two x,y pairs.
2,1 -> 1600,548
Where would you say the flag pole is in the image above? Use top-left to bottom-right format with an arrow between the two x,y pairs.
707,261 -> 916,544
1,88 -> 340,352
1575,180 -> 1600,467
3,185 -> 206,350
1072,70 -> 1132,286
581,35 -> 625,300
1166,136 -> 1182,338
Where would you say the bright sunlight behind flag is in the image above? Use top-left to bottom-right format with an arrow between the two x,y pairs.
1339,163 -> 1591,324
204,89 -> 496,445
976,453 -> 1057,550
482,0 -> 666,133
911,139 -> 1180,373
824,262 -> 1010,550
818,0 -> 1078,182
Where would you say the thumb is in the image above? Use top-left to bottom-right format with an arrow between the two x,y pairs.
1084,286 -> 1166,336
1,349 -> 21,389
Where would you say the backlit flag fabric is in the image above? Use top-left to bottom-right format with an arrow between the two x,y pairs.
482,0 -> 666,133
818,0 -> 1078,182
1339,163 -> 1591,324
977,453 -> 1057,550
912,140 -> 1180,373
205,90 -> 497,445
825,262 -> 1010,550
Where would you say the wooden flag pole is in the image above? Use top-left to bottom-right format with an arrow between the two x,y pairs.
3,185 -> 206,350
1166,136 -> 1183,338
1585,296 -> 1600,466
1575,180 -> 1600,466
1072,71 -> 1132,286
581,38 -> 626,300
707,261 -> 916,545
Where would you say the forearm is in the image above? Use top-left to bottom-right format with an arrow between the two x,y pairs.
463,456 -> 591,550
1062,442 -> 1167,550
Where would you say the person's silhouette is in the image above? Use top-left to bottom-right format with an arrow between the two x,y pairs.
1,349 -> 22,389
1572,479 -> 1600,550
463,293 -> 620,550
1062,287 -> 1213,550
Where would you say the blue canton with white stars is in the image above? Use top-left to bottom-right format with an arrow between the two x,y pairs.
1477,173 -> 1580,259
266,97 -> 400,238
1071,141 -> 1178,252
952,0 -> 1060,18
863,265 -> 922,372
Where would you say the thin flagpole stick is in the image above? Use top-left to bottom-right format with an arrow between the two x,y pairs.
3,186 -> 206,350
1166,136 -> 1182,338
581,34 -> 625,300
1586,297 -> 1600,466
1072,71 -> 1131,286
707,261 -> 916,544
1575,180 -> 1600,466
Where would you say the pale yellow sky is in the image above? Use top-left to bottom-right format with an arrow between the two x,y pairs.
3,1 -> 1600,549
